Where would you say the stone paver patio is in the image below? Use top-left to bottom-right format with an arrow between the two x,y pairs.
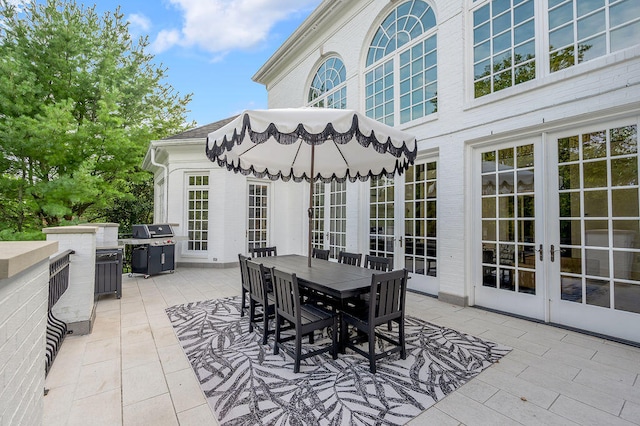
43,266 -> 640,425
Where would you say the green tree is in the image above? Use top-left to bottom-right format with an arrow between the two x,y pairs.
0,0 -> 193,236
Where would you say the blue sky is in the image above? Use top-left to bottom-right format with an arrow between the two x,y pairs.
92,0 -> 322,126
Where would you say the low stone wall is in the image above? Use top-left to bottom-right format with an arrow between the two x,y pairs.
0,241 -> 58,426
43,226 -> 98,335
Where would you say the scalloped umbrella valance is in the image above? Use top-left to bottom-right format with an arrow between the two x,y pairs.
206,108 -> 417,266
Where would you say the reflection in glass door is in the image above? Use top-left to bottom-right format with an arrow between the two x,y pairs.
552,124 -> 640,341
247,183 -> 269,250
482,145 -> 537,294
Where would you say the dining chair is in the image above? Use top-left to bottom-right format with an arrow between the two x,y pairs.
271,267 -> 338,373
340,269 -> 408,374
312,247 -> 330,260
246,260 -> 276,344
364,254 -> 392,271
238,254 -> 251,317
338,251 -> 362,266
250,246 -> 278,257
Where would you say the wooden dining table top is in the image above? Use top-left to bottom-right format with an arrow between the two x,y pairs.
251,254 -> 375,300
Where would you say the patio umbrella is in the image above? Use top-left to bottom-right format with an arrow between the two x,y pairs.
205,108 -> 417,267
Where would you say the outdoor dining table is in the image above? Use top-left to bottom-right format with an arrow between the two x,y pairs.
255,254 -> 375,304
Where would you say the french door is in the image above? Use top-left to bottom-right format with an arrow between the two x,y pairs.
474,139 -> 547,320
369,160 -> 439,295
247,182 -> 270,251
474,120 -> 640,342
547,122 -> 640,342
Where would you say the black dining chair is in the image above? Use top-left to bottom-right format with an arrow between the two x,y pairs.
340,269 -> 408,374
338,251 -> 362,266
364,254 -> 392,271
363,254 -> 393,329
246,260 -> 276,344
312,248 -> 330,260
238,254 -> 251,317
271,267 -> 338,373
250,246 -> 278,257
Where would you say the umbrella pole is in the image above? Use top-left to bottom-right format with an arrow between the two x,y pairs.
308,144 -> 315,267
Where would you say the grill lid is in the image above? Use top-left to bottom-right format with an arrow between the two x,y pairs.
132,224 -> 174,239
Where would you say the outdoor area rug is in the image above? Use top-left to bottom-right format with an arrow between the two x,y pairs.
166,296 -> 511,425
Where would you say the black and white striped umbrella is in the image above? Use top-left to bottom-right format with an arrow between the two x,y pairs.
206,108 -> 417,266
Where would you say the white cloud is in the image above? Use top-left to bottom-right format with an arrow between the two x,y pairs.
154,29 -> 182,52
128,13 -> 151,32
150,0 -> 321,54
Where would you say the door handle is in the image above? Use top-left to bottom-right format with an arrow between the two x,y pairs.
550,244 -> 560,262
536,244 -> 543,261
399,236 -> 403,247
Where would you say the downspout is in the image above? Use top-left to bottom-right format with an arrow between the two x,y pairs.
150,146 -> 168,222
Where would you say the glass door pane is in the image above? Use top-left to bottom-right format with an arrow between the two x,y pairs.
481,144 -> 537,294
404,162 -> 437,276
328,181 -> 347,259
370,177 -> 395,262
247,183 -> 269,250
311,181 -> 325,250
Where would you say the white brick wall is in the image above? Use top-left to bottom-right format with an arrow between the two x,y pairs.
260,0 -> 640,303
148,1 -> 640,308
0,259 -> 49,426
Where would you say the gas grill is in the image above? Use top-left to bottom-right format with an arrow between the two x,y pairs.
129,224 -> 176,278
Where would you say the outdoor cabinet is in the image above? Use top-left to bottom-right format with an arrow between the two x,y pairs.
95,249 -> 123,298
131,244 -> 175,278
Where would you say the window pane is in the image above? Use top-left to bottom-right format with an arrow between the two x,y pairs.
550,2 -> 574,30
474,0 -> 535,97
611,21 -> 640,52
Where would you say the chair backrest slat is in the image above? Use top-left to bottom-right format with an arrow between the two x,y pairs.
246,260 -> 269,302
370,269 -> 408,324
271,268 -> 300,325
250,246 -> 277,257
338,251 -> 362,266
364,254 -> 392,271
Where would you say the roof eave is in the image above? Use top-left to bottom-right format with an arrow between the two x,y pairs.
252,0 -> 343,86
142,138 -> 207,171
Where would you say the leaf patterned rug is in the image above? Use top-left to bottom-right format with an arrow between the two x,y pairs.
166,297 -> 510,425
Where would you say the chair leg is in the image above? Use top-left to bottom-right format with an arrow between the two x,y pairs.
241,287 -> 247,317
331,320 -> 338,360
262,307 -> 270,345
399,319 -> 406,359
294,329 -> 302,374
340,319 -> 348,354
248,300 -> 255,333
368,325 -> 376,374
387,321 -> 392,331
274,314 -> 281,355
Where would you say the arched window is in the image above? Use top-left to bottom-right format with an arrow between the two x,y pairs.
365,0 -> 437,125
307,56 -> 347,109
